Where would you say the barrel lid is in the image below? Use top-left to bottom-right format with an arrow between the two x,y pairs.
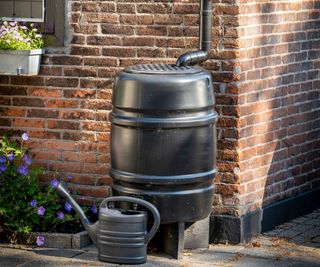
125,64 -> 202,75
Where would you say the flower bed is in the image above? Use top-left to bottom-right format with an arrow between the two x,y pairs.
0,133 -> 98,248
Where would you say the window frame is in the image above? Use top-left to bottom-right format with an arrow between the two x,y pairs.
43,0 -> 65,46
0,0 -> 65,47
0,0 -> 45,22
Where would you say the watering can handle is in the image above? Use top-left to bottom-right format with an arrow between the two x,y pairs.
100,196 -> 160,244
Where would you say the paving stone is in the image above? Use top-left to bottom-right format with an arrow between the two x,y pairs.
208,244 -> 243,253
275,222 -> 296,230
178,249 -> 235,263
302,227 -> 320,239
300,242 -> 320,249
0,247 -> 33,266
32,247 -> 83,258
229,256 -> 317,267
290,235 -> 308,245
73,249 -> 98,261
290,217 -> 310,224
277,229 -> 300,238
289,224 -> 314,233
264,229 -> 283,237
19,259 -> 100,267
304,219 -> 320,226
312,236 -> 320,243
249,236 -> 273,247
237,247 -> 280,259
305,213 -> 320,219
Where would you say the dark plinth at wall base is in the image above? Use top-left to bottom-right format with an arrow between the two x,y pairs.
261,187 -> 320,232
209,210 -> 262,244
210,187 -> 320,244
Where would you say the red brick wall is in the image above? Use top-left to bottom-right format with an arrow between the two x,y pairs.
0,0 -> 235,205
235,0 -> 320,216
0,0 -> 319,219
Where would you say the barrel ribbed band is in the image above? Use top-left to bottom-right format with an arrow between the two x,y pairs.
109,111 -> 218,128
110,169 -> 216,185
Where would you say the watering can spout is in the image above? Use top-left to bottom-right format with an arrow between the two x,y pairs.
56,182 -> 98,245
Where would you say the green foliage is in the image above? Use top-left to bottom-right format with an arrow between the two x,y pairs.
0,21 -> 44,50
0,134 -> 82,243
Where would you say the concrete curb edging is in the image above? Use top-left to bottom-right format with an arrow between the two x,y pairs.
31,231 -> 92,249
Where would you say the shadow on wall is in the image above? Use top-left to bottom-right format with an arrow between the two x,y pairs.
252,1 -> 320,245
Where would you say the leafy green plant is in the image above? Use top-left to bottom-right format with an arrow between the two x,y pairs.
0,21 -> 44,50
0,133 -> 98,246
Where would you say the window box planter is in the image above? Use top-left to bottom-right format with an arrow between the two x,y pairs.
0,49 -> 44,76
29,231 -> 92,249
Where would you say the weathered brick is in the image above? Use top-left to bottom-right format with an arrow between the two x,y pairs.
102,47 -> 136,57
47,120 -> 80,130
100,2 -> 116,12
11,118 -> 44,128
117,3 -> 135,14
64,67 -> 97,78
0,86 -> 27,96
80,100 -> 112,110
137,26 -> 167,36
122,36 -> 155,46
137,3 -> 171,14
70,46 -> 101,56
27,109 -> 59,119
85,13 -> 119,24
59,110 -> 95,121
12,98 -> 45,107
52,56 -> 83,66
83,57 -> 118,67
45,77 -> 79,88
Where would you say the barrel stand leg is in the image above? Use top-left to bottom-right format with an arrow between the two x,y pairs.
184,216 -> 210,249
162,222 -> 185,259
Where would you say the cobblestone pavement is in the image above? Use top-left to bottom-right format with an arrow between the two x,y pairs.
0,209 -> 320,266
264,208 -> 320,248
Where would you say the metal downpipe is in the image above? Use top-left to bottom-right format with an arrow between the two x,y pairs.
176,0 -> 212,67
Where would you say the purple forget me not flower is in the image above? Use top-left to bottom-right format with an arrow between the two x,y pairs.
64,202 -> 72,212
18,165 -> 28,176
91,204 -> 98,214
57,211 -> 65,220
30,199 -> 37,207
50,178 -> 59,189
21,133 -> 29,141
0,164 -> 7,172
37,206 -> 46,216
36,235 -> 45,246
22,153 -> 32,165
22,154 -> 28,161
7,153 -> 15,162
0,155 -> 6,164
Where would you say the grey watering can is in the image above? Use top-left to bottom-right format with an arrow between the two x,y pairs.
56,182 -> 160,264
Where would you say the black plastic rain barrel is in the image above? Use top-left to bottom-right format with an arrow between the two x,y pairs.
110,63 -> 217,224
